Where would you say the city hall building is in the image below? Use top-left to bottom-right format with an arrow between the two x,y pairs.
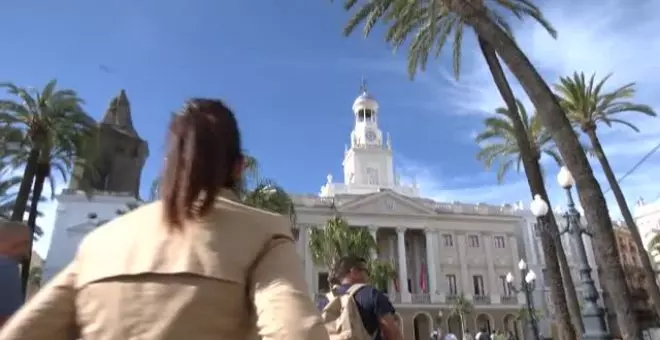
290,84 -> 527,340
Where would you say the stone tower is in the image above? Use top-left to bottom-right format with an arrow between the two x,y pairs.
68,89 -> 149,199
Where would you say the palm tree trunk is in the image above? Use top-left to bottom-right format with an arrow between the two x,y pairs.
20,162 -> 47,296
552,214 -> 586,334
462,7 -> 641,339
585,128 -> 660,318
477,37 -> 580,340
10,148 -> 39,221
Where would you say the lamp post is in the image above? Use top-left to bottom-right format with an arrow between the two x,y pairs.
556,167 -> 610,340
506,259 -> 540,340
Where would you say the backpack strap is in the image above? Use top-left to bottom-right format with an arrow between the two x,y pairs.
345,283 -> 367,297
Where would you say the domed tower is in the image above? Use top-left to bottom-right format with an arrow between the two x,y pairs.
320,78 -> 419,197
342,79 -> 394,190
350,81 -> 382,148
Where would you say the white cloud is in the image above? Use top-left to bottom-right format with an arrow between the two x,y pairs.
394,0 -> 660,217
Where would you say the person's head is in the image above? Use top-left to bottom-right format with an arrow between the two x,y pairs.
160,98 -> 243,229
333,256 -> 370,284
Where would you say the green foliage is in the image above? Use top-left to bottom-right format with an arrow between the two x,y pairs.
451,292 -> 474,317
554,72 -> 657,133
516,307 -> 543,321
334,0 -> 555,80
0,80 -> 97,205
475,99 -> 562,183
309,215 -> 396,290
369,259 -> 397,291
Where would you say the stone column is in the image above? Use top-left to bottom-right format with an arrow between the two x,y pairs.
295,226 -> 305,257
368,225 -> 379,260
484,233 -> 500,304
304,225 -> 316,297
425,228 -> 441,303
457,234 -> 472,299
397,227 -> 412,303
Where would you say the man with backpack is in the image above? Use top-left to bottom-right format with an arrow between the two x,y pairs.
320,256 -> 402,340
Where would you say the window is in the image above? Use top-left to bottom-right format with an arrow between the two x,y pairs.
318,272 -> 329,293
494,236 -> 506,249
468,235 -> 480,247
443,234 -> 454,247
500,275 -> 512,296
366,167 -> 379,185
473,275 -> 485,296
533,222 -> 543,237
446,275 -> 457,295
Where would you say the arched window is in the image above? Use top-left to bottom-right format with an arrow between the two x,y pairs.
366,167 -> 379,185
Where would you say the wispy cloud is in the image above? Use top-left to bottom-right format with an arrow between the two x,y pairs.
393,0 -> 660,216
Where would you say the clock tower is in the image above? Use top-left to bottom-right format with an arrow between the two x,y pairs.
343,80 -> 394,189
320,79 -> 419,197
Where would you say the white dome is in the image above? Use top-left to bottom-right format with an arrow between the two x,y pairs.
352,91 -> 379,112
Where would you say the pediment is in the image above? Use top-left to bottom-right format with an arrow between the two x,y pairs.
337,191 -> 437,216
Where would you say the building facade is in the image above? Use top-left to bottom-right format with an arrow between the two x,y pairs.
294,83 -> 526,340
43,90 -> 147,282
634,197 -> 660,264
601,224 -> 657,335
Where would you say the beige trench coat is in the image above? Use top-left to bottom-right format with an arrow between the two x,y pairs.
0,190 -> 329,340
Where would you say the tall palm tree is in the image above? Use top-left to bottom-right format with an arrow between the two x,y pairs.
554,71 -> 660,318
0,165 -> 44,238
334,1 -> 640,337
335,1 -> 580,337
0,79 -> 95,293
475,100 -> 583,332
308,215 -> 396,291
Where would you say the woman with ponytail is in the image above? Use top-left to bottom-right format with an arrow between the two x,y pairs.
0,99 -> 328,340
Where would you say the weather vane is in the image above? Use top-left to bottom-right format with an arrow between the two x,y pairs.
360,75 -> 368,94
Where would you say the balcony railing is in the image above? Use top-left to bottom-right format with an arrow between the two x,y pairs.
445,294 -> 459,303
500,295 -> 518,305
386,293 -> 401,304
473,295 -> 491,305
411,293 -> 431,304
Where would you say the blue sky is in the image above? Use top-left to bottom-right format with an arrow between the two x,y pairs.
2,0 -> 659,256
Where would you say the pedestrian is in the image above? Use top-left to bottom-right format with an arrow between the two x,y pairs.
0,99 -> 329,340
320,256 -> 402,340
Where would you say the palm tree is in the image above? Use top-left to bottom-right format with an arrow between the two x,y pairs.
337,2 -> 581,338
0,166 -> 44,238
308,215 -> 396,291
334,1 -> 639,337
450,293 -> 473,336
554,71 -> 660,318
0,79 -> 96,293
475,100 -> 584,332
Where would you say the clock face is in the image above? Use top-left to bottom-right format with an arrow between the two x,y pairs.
365,130 -> 377,142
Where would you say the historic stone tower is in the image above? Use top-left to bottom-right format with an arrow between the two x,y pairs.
68,89 -> 149,198
43,90 -> 149,282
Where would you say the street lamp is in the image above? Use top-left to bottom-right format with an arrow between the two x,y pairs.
506,259 -> 540,340
557,166 -> 610,340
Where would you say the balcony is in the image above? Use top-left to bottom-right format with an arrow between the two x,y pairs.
386,293 -> 401,304
411,293 -> 431,304
500,295 -> 519,305
473,295 -> 491,305
445,294 -> 459,303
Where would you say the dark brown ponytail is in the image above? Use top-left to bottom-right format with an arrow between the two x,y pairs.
160,99 -> 242,229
